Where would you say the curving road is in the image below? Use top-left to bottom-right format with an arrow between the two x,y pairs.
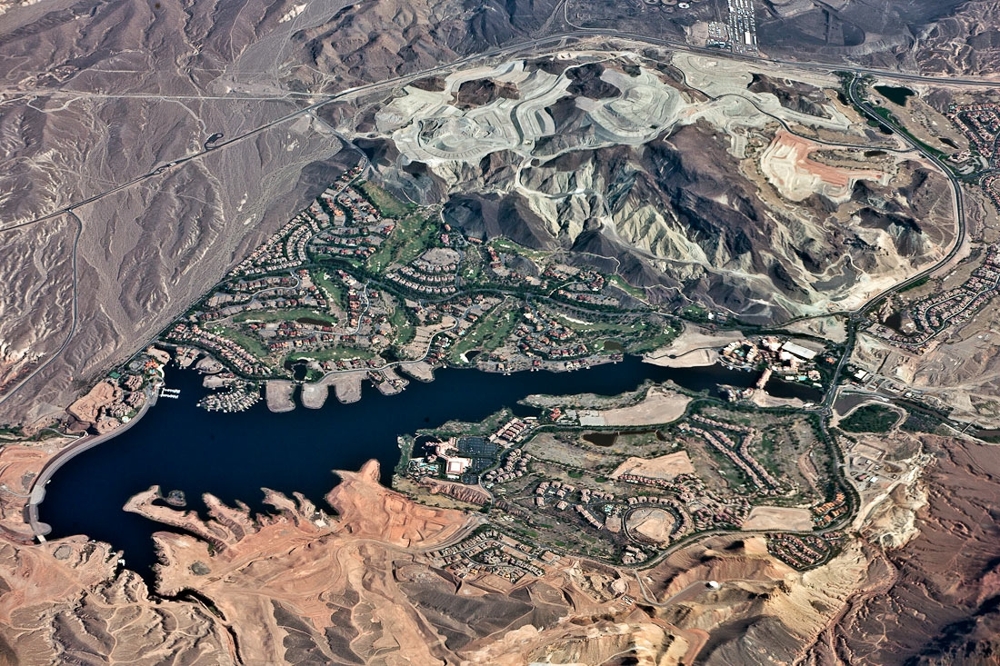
4,19 -> 989,550
3,28 -> 996,238
24,389 -> 158,539
815,76 -> 969,409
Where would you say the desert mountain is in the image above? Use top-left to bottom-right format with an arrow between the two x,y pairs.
349,55 -> 955,322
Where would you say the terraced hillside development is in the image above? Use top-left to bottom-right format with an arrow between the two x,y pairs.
382,60 -> 683,162
348,51 -> 957,323
5,0 -> 1000,661
760,130 -> 891,203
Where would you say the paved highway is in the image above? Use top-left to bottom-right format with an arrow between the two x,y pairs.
3,20 -> 986,547
815,75 -> 970,409
3,28 -> 997,237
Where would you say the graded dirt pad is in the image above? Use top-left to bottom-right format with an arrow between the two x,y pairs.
66,380 -> 120,426
783,315 -> 848,343
749,392 -> 808,409
399,360 -> 435,382
610,451 -> 696,481
742,506 -> 813,531
0,445 -> 50,537
760,130 -> 890,203
597,387 -> 691,426
644,326 -> 745,368
265,379 -> 296,413
626,507 -> 676,545
320,372 -> 364,404
299,382 -> 328,409
402,317 -> 456,360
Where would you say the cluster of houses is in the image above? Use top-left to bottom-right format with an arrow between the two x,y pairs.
196,381 -> 261,413
626,495 -> 692,536
196,272 -> 328,324
689,495 -> 752,531
949,103 -> 1000,161
872,245 -> 1000,349
165,323 -> 270,376
226,165 -> 394,279
534,265 -> 619,306
513,306 -> 591,360
681,416 -> 783,494
319,356 -> 381,373
553,286 -> 621,308
812,492 -> 848,528
985,173 -> 1000,212
67,352 -> 166,434
475,241 -> 542,285
621,545 -> 650,565
96,380 -> 147,421
767,533 -> 838,570
488,417 -> 533,446
427,530 -> 545,583
533,481 -> 692,548
251,320 -> 337,353
310,185 -> 395,260
386,263 -> 458,295
231,206 -> 332,277
482,448 -> 530,485
417,296 -> 502,363
533,480 -> 580,512
610,463 -> 751,533
947,104 -> 1000,205
366,367 -> 409,396
231,275 -> 297,293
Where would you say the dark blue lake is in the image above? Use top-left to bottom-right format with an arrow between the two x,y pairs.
41,356 -> 820,577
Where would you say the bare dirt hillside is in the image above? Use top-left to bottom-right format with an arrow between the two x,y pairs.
0,0 -> 555,426
805,435 -> 1000,665
0,0 -> 990,424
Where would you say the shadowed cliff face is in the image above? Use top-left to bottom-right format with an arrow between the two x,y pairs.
434,116 -> 951,324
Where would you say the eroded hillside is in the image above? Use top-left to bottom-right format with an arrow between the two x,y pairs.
341,52 -> 956,322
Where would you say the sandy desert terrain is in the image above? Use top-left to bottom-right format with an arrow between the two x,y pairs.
1,0 -> 1000,663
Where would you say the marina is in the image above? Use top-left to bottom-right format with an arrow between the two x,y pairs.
41,356 -> 817,578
